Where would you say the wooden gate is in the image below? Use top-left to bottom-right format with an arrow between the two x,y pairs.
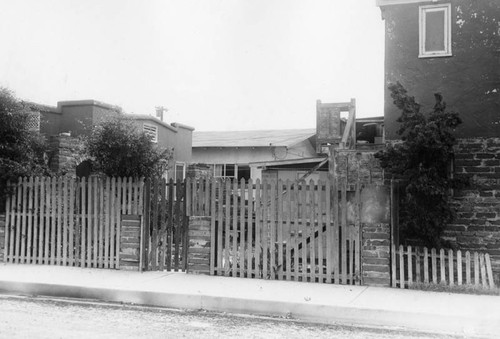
187,178 -> 362,285
3,176 -> 143,268
142,178 -> 188,271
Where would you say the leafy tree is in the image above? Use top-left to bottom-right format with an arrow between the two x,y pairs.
85,117 -> 172,178
375,82 -> 464,247
0,87 -> 50,209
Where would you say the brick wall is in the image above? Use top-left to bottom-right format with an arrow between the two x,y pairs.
445,138 -> 500,274
119,215 -> 142,271
49,135 -> 85,176
187,216 -> 211,275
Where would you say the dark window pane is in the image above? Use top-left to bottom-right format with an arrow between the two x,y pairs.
425,10 -> 445,52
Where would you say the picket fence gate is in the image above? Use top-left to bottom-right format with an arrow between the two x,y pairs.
392,244 -> 496,289
4,176 -> 143,268
186,178 -> 362,285
142,178 -> 189,272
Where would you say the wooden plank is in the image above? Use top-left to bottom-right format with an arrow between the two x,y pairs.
4,180 -> 11,263
341,179 -> 347,284
13,177 -> 22,263
247,179 -> 254,278
399,245 -> 405,288
103,177 -> 110,268
109,178 -> 116,269
298,181 -> 306,282
325,180 -> 332,283
224,179 -> 231,276
20,177 -> 28,264
262,179 -> 268,280
317,181 -> 324,284
268,180 -> 279,280
174,179 -> 181,271
439,249 -> 446,284
86,177 -> 93,267
141,178 -> 150,271
50,177 -> 57,265
232,179 -> 238,277
37,177 -> 45,264
485,254 -> 495,288
181,180 -> 189,272
216,179 -> 224,275
285,180 -> 292,281
456,250 -> 462,285
333,179 -> 339,284
276,179 -> 283,280
80,177 -> 86,267
354,180 -> 361,285
309,180 -> 316,283
93,177 -> 99,268
474,252 -> 479,286
210,178 -> 217,275
348,226 -> 354,285
159,179 -> 167,271
479,253 -> 487,288
150,178 -> 158,270
127,176 -> 133,214
62,177 -> 68,266
239,178 -> 246,278
26,176 -> 34,264
415,247 -> 421,283
293,181 -> 299,281
465,251 -> 471,285
423,247 -> 429,284
407,246 -> 412,286
254,179 -> 262,279
57,177 -> 63,265
69,178 -> 75,266
391,244 -> 397,288
204,177 -> 210,216
32,177 -> 40,264
448,249 -> 454,286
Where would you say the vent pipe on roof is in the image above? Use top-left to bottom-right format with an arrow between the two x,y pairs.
155,106 -> 168,122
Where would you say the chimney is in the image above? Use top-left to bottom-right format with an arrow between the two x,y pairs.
155,106 -> 167,122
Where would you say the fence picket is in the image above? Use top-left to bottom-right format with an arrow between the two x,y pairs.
480,254 -> 487,288
317,181 -> 324,284
224,180 -> 231,276
32,177 -> 40,264
232,179 -> 238,278
4,181 -> 11,263
62,176 -> 68,266
448,249 -> 454,286
285,180 -> 292,281
457,250 -> 462,285
485,254 -> 495,288
465,251 -> 471,285
415,247 -> 420,283
300,181 -> 307,282
37,177 -> 45,264
210,178 -> 217,276
440,249 -> 446,284
407,246 -> 412,286
20,177 -> 28,264
423,247 -> 429,283
474,252 -> 480,286
277,179 -> 284,281
27,176 -> 34,264
333,179 -> 340,284
247,179 -> 254,279
341,180 -> 347,284
216,179 -> 223,275
399,245 -> 404,288
391,244 -> 396,287
254,179 -> 261,279
240,178 -> 246,278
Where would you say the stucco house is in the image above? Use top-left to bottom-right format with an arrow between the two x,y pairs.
192,99 -> 385,182
27,100 -> 194,179
376,0 -> 500,271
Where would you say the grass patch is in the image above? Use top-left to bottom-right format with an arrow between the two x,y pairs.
408,282 -> 500,296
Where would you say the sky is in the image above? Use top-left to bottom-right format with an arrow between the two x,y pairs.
0,0 -> 385,131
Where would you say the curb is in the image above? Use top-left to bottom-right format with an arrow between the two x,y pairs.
0,280 -> 496,338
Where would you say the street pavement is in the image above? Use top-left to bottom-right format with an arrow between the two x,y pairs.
0,263 -> 499,338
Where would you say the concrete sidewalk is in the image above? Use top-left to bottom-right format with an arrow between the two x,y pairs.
0,264 -> 499,338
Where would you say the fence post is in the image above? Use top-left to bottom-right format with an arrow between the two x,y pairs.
0,213 -> 5,262
141,178 -> 151,271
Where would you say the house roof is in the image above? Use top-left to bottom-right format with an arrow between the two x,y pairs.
193,129 -> 316,148
376,0 -> 434,6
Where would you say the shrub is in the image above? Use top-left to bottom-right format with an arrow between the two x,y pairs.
84,117 -> 172,178
375,82 -> 465,247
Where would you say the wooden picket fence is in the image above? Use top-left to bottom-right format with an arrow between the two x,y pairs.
4,176 -> 144,268
142,178 -> 189,272
187,178 -> 362,285
392,244 -> 496,289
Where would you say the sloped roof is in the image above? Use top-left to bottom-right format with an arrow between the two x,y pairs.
193,129 -> 316,147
